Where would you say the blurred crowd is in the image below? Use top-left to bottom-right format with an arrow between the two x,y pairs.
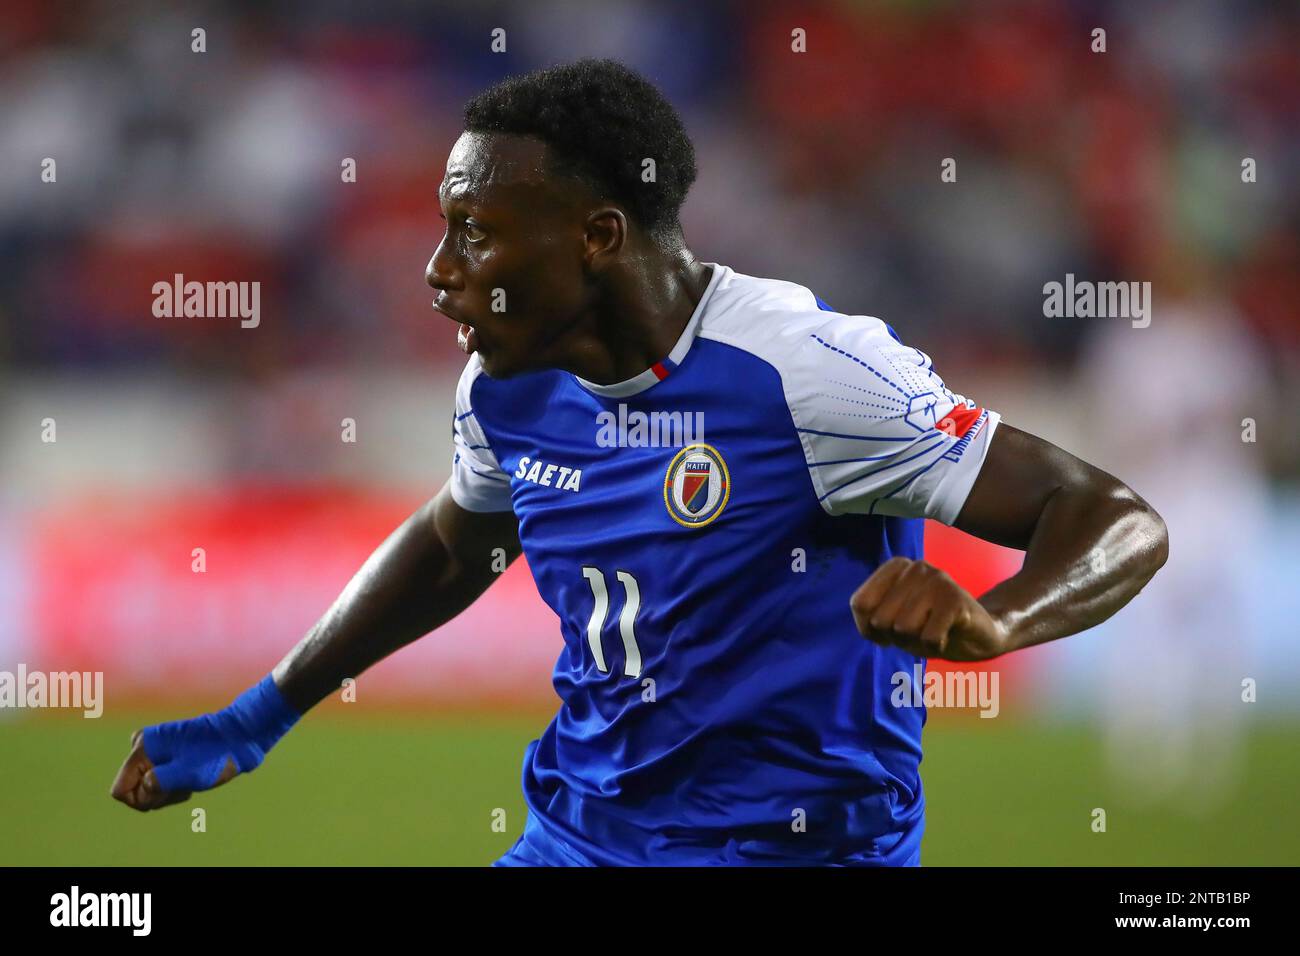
2,1 -> 1299,744
0,0 -> 1296,474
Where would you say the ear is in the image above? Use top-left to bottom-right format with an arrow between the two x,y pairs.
584,206 -> 627,273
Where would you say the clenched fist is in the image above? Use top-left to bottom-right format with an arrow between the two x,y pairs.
109,727 -> 239,813
850,556 -> 1009,661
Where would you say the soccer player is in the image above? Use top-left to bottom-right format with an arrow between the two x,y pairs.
110,59 -> 1168,866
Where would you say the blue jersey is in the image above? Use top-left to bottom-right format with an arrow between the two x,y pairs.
451,263 -> 1000,865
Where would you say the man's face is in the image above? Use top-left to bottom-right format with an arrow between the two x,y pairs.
426,131 -> 595,378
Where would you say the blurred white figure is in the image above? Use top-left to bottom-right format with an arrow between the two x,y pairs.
1079,290 -> 1270,816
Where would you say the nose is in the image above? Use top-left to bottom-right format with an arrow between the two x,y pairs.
425,234 -> 462,292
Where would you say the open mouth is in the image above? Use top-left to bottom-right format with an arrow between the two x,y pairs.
433,297 -> 479,355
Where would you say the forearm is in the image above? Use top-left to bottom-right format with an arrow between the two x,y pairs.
978,480 -> 1168,655
112,486 -> 518,809
271,490 -> 511,712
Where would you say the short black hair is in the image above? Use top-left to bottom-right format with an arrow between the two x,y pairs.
463,58 -> 698,241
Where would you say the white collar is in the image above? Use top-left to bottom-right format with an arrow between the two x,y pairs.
572,262 -> 727,398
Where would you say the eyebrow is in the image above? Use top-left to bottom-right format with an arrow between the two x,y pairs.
439,182 -> 481,206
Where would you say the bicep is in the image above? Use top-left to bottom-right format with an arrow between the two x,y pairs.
953,423 -> 1100,551
431,481 -> 522,582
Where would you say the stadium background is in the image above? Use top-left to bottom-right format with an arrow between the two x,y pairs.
1,0 -> 1297,865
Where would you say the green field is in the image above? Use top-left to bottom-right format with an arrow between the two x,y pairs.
2,711 -> 1296,865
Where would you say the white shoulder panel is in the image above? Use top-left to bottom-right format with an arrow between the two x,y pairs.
698,269 -> 1000,523
448,354 -> 514,513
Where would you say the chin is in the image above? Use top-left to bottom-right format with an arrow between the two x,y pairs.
476,351 -> 520,379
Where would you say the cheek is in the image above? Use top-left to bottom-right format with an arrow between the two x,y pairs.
518,276 -> 583,322
491,259 -> 584,328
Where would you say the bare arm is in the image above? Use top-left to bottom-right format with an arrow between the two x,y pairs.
952,423 -> 1168,653
273,482 -> 522,712
110,482 -> 520,810
850,423 -> 1169,661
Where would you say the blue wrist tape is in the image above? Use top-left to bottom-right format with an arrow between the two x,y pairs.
142,675 -> 301,792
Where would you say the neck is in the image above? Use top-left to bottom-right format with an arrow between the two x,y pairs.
562,248 -> 713,386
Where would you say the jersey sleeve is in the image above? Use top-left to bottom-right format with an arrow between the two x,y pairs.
449,356 -> 514,513
784,313 -> 1001,524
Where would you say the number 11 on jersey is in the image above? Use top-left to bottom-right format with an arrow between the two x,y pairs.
580,566 -> 644,678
